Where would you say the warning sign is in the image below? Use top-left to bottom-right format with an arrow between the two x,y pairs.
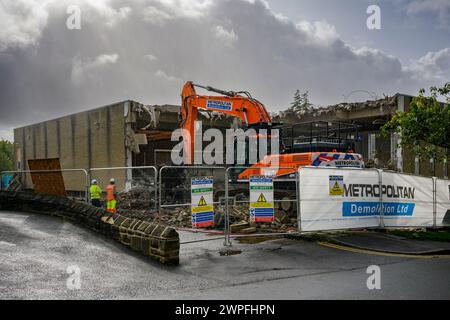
329,175 -> 344,196
191,178 -> 214,228
257,193 -> 267,203
249,176 -> 275,222
198,196 -> 207,206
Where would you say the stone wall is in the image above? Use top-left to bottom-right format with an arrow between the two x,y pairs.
0,191 -> 179,265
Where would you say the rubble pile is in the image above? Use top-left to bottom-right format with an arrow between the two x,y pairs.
311,95 -> 397,116
116,188 -> 298,233
158,205 -> 298,233
273,95 -> 398,123
117,187 -> 156,211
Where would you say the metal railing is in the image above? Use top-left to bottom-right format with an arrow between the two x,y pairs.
89,166 -> 158,210
1,168 -> 90,202
2,165 -> 449,247
158,165 -> 226,210
224,166 -> 300,246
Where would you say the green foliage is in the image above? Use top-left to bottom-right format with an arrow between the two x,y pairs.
389,230 -> 450,242
381,83 -> 450,160
0,140 -> 14,172
290,89 -> 312,113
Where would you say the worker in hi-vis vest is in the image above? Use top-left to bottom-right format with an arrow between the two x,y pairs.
106,178 -> 117,213
89,179 -> 102,208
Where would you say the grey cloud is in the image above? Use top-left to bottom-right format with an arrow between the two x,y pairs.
0,0 -> 448,139
409,47 -> 450,80
0,0 -> 49,51
407,0 -> 450,29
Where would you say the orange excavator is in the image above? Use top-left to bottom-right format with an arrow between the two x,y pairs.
180,81 -> 364,179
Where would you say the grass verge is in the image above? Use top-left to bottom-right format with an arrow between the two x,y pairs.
388,229 -> 450,242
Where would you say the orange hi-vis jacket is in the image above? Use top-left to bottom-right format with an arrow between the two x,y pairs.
106,184 -> 116,201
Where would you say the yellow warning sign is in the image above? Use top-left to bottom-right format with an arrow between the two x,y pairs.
257,193 -> 267,203
251,202 -> 273,208
198,196 -> 207,206
329,175 -> 344,196
192,205 -> 214,213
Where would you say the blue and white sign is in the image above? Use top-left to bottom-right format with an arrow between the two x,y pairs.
206,100 -> 233,111
249,176 -> 275,223
191,177 -> 214,228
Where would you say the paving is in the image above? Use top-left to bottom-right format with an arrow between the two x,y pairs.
329,232 -> 450,255
1,210 -> 450,300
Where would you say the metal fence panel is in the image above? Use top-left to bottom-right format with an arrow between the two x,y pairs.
159,166 -> 227,242
224,166 -> 300,245
1,169 -> 89,202
89,166 -> 158,211
435,178 -> 450,228
381,171 -> 434,227
298,167 -> 381,232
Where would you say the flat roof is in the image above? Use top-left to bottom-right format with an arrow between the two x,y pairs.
14,99 -> 142,130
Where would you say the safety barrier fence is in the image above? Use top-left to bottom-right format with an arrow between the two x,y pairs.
298,167 -> 449,232
223,166 -> 300,246
0,169 -> 89,202
89,166 -> 158,211
1,166 -> 449,247
158,166 -> 227,244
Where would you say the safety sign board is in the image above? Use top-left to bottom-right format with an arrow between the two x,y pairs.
329,175 -> 344,196
191,177 -> 214,228
249,176 -> 275,222
206,100 -> 233,111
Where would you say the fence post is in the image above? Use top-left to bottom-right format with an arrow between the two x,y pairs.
153,166 -> 158,211
85,169 -> 90,203
158,166 -> 164,212
433,177 -> 437,228
224,168 -> 232,246
296,169 -> 302,233
378,169 -> 384,228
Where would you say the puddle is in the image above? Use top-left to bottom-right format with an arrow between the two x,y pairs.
219,249 -> 242,256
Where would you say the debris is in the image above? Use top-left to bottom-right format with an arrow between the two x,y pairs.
230,221 -> 250,233
115,190 -> 298,233
236,236 -> 282,244
117,187 -> 156,211
240,227 -> 257,234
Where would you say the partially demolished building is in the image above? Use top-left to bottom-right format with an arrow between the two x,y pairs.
12,93 -> 449,194
13,100 -> 231,193
275,93 -> 448,178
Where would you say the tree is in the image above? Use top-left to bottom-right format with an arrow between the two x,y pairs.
0,139 -> 14,172
381,83 -> 450,160
290,89 -> 312,113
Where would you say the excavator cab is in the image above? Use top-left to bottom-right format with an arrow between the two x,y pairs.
282,121 -> 360,154
238,120 -> 364,179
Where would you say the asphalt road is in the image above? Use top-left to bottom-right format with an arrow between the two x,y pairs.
1,210 -> 449,300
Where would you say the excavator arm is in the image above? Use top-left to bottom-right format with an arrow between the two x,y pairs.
180,81 -> 273,164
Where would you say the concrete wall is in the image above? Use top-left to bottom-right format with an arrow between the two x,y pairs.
14,101 -> 132,192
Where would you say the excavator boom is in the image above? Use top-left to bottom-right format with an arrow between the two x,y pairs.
181,81 -> 273,163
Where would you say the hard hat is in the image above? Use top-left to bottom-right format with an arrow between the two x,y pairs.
91,179 -> 97,184
109,178 -> 115,183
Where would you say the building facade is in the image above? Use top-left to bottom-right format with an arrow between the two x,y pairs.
276,93 -> 448,179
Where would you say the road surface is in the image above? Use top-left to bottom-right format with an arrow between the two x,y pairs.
0,211 -> 449,299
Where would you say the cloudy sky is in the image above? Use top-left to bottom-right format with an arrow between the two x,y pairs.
0,0 -> 449,140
